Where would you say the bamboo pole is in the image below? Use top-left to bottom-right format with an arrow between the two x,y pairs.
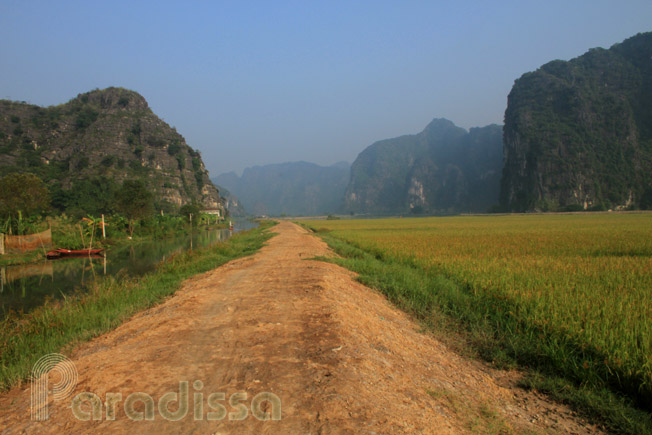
88,222 -> 95,255
101,214 -> 106,239
0,233 -> 4,256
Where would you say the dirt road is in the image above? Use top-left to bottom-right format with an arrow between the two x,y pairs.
0,222 -> 600,433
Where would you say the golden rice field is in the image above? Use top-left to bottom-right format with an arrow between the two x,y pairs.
301,213 -> 652,397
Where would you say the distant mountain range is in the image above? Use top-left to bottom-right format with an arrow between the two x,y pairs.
14,32 -> 649,219
213,161 -> 350,216
220,31 -> 652,217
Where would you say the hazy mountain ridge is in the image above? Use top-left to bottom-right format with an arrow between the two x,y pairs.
345,119 -> 503,214
501,32 -> 652,211
214,161 -> 350,216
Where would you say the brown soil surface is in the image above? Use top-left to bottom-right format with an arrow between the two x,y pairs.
0,222 -> 602,434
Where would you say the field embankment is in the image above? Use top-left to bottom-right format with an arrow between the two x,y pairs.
0,221 -> 275,392
300,213 -> 652,433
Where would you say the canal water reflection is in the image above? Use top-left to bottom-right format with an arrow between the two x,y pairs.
0,220 -> 258,317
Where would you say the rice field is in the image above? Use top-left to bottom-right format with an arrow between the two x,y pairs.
301,213 -> 652,409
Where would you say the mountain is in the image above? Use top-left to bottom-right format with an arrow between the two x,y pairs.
345,119 -> 503,214
0,87 -> 222,215
501,32 -> 652,211
213,161 -> 350,216
217,186 -> 247,217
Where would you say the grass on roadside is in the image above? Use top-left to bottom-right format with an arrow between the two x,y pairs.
304,225 -> 652,435
0,221 -> 276,391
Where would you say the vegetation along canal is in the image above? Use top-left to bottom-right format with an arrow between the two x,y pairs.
0,220 -> 258,317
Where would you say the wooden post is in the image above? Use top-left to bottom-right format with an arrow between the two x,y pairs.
189,213 -> 192,224
101,214 -> 106,239
0,233 -> 4,255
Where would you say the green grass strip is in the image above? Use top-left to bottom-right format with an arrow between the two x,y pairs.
308,228 -> 652,435
0,221 -> 276,391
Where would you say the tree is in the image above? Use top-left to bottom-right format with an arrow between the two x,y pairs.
114,179 -> 153,237
0,172 -> 50,219
179,202 -> 201,226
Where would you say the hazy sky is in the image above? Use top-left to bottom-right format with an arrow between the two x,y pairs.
1,1 -> 651,176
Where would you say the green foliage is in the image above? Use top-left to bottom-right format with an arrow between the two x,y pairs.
75,156 -> 89,170
50,176 -> 119,216
154,199 -> 179,215
74,107 -> 98,129
114,179 -> 154,236
130,121 -> 141,137
128,159 -> 148,175
147,135 -> 166,148
0,173 -> 49,219
117,96 -> 129,107
179,202 -> 201,225
133,145 -> 144,157
641,187 -> 652,210
194,170 -> 204,188
167,141 -> 181,155
176,154 -> 185,170
100,155 -> 117,167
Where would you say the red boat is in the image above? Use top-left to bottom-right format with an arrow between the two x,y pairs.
46,248 -> 104,259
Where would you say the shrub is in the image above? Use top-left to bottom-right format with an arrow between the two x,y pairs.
75,108 -> 98,129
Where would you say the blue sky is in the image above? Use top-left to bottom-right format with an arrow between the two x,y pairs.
1,1 -> 651,176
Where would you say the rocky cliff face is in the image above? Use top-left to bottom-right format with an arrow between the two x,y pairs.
501,32 -> 652,211
216,186 -> 247,217
345,119 -> 503,214
0,87 -> 222,212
